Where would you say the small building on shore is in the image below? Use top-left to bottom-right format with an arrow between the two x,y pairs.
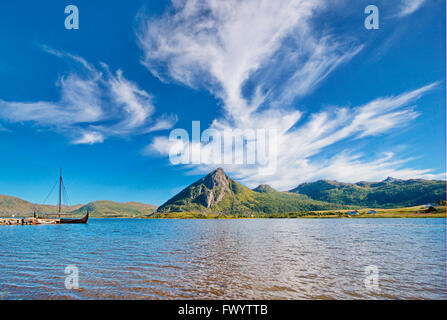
367,210 -> 377,214
347,211 -> 359,215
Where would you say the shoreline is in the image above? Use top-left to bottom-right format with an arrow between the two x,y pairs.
145,214 -> 446,220
147,205 -> 446,219
2,205 -> 445,221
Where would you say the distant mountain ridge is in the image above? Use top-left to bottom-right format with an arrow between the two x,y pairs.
0,194 -> 82,216
253,184 -> 277,193
289,177 -> 446,208
72,201 -> 157,218
0,195 -> 156,218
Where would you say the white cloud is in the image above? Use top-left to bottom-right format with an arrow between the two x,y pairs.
227,152 -> 446,191
151,83 -> 442,189
274,42 -> 363,106
73,131 -> 104,145
398,0 -> 426,17
0,48 -> 177,144
145,135 -> 183,157
138,0 -> 443,188
137,0 -> 362,117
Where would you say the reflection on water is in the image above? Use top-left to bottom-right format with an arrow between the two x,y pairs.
0,218 -> 445,299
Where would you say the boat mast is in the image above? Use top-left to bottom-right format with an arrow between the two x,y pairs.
58,168 -> 62,218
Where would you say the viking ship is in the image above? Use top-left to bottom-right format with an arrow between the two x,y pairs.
34,169 -> 88,224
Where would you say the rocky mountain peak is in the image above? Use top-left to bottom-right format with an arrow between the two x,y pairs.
198,168 -> 230,208
205,168 -> 228,186
253,184 -> 276,193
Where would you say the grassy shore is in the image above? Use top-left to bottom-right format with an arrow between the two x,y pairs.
148,205 -> 446,219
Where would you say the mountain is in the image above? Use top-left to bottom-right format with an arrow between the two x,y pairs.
0,194 -> 82,216
253,184 -> 277,193
0,195 -> 156,218
71,201 -> 157,218
0,194 -> 37,215
289,177 -> 446,208
155,168 -> 354,216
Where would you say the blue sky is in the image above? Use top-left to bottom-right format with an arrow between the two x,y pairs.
0,0 -> 445,206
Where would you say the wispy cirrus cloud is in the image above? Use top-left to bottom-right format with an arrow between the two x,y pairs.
139,0 -> 444,188
150,83 -> 442,189
397,0 -> 426,17
137,0 -> 362,117
0,47 -> 177,144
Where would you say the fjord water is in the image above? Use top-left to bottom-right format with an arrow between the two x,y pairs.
0,219 -> 445,299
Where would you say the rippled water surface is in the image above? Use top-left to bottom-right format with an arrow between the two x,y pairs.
0,218 -> 445,299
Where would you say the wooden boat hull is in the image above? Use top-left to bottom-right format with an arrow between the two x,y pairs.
59,212 -> 89,224
35,219 -> 58,225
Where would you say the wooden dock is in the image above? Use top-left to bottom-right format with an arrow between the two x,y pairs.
1,218 -> 31,225
0,218 -> 60,225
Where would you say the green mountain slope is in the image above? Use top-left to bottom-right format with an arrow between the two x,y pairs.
289,177 -> 446,208
155,168 -> 354,216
